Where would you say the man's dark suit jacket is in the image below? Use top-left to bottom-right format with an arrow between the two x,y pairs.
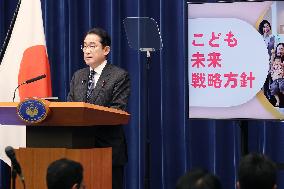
67,63 -> 130,166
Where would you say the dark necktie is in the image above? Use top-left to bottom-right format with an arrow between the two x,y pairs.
86,70 -> 95,101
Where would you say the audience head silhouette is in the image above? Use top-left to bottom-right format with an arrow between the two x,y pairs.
176,169 -> 222,189
237,153 -> 277,189
46,158 -> 84,189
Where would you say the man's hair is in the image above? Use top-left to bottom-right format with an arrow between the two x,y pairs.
46,158 -> 83,189
238,153 -> 277,189
258,20 -> 271,35
176,169 -> 222,189
85,27 -> 111,47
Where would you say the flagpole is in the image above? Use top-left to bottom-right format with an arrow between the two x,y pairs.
0,0 -> 22,64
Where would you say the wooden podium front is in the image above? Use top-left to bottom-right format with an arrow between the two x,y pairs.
16,148 -> 112,189
0,102 -> 130,189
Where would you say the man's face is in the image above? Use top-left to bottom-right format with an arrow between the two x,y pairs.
83,34 -> 110,68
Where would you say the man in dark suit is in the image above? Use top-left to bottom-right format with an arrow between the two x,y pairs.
67,27 -> 130,189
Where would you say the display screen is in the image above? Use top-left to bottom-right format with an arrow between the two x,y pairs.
188,1 -> 284,119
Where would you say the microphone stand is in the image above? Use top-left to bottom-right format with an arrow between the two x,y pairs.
12,83 -> 24,102
11,167 -> 25,189
11,167 -> 16,189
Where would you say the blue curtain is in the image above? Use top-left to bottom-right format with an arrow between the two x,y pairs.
1,0 -> 284,189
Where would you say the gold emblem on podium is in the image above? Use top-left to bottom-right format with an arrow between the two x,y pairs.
26,104 -> 39,118
17,98 -> 49,124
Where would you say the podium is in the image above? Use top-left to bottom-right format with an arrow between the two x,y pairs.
0,102 -> 130,189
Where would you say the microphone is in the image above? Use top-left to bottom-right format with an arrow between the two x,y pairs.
5,146 -> 25,182
23,74 -> 46,84
12,74 -> 47,102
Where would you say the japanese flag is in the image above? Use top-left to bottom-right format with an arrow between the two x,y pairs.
0,0 -> 52,164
